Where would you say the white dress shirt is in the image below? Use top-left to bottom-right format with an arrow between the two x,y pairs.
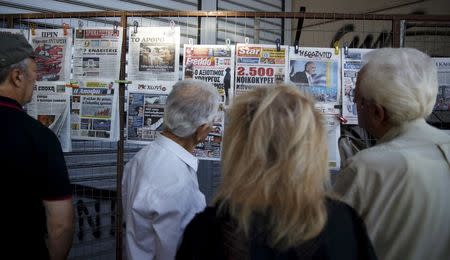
122,134 -> 206,260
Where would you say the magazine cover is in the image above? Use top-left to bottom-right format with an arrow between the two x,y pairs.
289,47 -> 341,114
235,43 -> 288,96
127,27 -> 180,81
341,48 -> 372,124
30,29 -> 72,81
183,44 -> 235,105
73,27 -> 122,80
26,82 -> 72,152
433,58 -> 450,111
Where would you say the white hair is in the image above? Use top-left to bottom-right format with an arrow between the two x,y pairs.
164,79 -> 220,138
0,58 -> 29,84
359,48 -> 438,125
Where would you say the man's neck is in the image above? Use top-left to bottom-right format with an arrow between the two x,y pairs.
0,84 -> 22,105
160,130 -> 196,153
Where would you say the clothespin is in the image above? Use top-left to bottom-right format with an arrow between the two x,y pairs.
225,38 -> 231,50
170,20 -> 176,32
133,21 -> 139,34
336,114 -> 348,124
333,41 -> 340,55
344,42 -> 349,57
63,23 -> 69,36
275,38 -> 281,52
188,38 -> 194,51
294,45 -> 299,54
113,21 -> 119,35
244,37 -> 250,46
31,24 -> 36,36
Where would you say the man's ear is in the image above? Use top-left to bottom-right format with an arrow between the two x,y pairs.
10,68 -> 24,87
194,123 -> 212,143
371,103 -> 388,126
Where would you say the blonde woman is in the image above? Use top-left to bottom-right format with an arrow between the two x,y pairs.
176,85 -> 377,260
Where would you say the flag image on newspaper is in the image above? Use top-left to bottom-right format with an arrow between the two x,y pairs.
341,48 -> 371,124
182,44 -> 235,105
73,28 -> 122,80
30,29 -> 72,82
433,58 -> 450,111
235,43 -> 288,96
26,82 -> 72,152
127,27 -> 180,81
289,47 -> 341,114
126,81 -> 174,144
70,81 -> 118,141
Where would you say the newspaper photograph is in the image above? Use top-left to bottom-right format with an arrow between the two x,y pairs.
127,27 -> 180,81
30,29 -> 72,81
193,104 -> 225,161
73,28 -> 122,80
289,47 -> 341,114
183,44 -> 235,105
433,58 -> 450,111
235,43 -> 288,96
70,81 -> 118,141
26,82 -> 72,152
324,115 -> 341,170
341,48 -> 371,124
126,81 -> 174,144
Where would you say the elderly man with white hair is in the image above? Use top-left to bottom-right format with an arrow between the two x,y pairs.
122,79 -> 220,260
334,48 -> 450,260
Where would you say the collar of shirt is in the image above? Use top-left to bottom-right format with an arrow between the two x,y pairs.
377,118 -> 426,144
155,133 -> 199,172
0,96 -> 24,112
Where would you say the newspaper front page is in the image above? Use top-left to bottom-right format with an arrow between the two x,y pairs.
30,29 -> 72,82
183,44 -> 235,105
126,82 -> 174,144
235,43 -> 288,96
73,27 -> 122,80
193,104 -> 224,161
289,47 -> 341,114
70,81 -> 118,141
324,115 -> 341,170
433,58 -> 450,111
341,48 -> 371,124
127,27 -> 180,81
27,82 -> 72,152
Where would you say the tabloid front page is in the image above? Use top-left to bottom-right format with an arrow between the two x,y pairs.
341,49 -> 371,124
126,82 -> 174,144
30,29 -> 72,82
433,58 -> 450,111
182,44 -> 235,105
193,104 -> 224,161
27,82 -> 72,152
73,28 -> 122,80
127,27 -> 180,81
324,115 -> 341,170
289,47 -> 341,114
235,43 -> 288,95
70,81 -> 118,141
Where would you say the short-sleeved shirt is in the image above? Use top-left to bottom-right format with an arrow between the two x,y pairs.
0,96 -> 72,259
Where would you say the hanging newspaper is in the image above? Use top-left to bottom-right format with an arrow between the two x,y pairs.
289,47 -> 341,114
341,48 -> 371,124
30,29 -> 72,82
126,82 -> 174,144
324,115 -> 341,170
235,43 -> 288,96
183,44 -> 235,105
70,81 -> 119,141
26,82 -> 72,152
73,27 -> 122,80
193,104 -> 225,161
127,27 -> 180,81
0,28 -> 29,39
433,58 -> 450,111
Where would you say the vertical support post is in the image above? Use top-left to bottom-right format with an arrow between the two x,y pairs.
254,17 -> 260,43
200,0 -> 217,44
392,18 -> 401,47
7,15 -> 14,28
116,13 -> 127,260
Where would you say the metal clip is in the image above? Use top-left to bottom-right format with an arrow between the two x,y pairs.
78,20 -> 83,29
113,21 -> 119,35
226,38 -> 231,47
333,41 -> 339,55
170,20 -> 176,31
344,42 -> 349,57
188,38 -> 194,51
244,37 -> 250,45
133,21 -> 139,34
275,38 -> 281,52
294,45 -> 299,54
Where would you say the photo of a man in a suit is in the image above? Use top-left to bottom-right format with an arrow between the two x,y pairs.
290,61 -> 316,86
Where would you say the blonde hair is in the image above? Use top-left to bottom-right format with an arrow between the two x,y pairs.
214,85 -> 329,250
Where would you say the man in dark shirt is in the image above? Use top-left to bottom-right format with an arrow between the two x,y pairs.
0,32 -> 74,260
